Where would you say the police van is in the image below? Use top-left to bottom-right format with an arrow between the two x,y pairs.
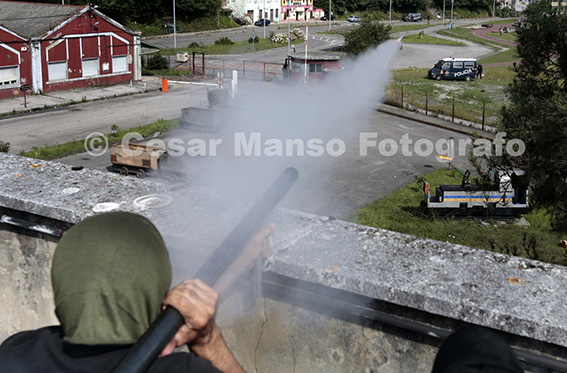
428,58 -> 478,81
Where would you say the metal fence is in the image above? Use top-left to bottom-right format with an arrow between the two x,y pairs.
164,55 -> 284,82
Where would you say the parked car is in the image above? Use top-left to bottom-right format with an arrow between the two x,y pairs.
402,13 -> 422,22
320,14 -> 335,21
255,18 -> 271,26
347,15 -> 361,22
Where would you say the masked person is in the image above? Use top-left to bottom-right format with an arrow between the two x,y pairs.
431,325 -> 524,373
0,212 -> 273,372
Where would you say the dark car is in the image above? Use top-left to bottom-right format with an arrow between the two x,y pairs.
255,18 -> 271,26
402,13 -> 422,22
320,14 -> 335,21
232,17 -> 247,25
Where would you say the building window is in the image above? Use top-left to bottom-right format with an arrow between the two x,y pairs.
309,63 -> 322,73
112,55 -> 128,73
48,61 -> 67,81
82,58 -> 100,77
0,65 -> 18,86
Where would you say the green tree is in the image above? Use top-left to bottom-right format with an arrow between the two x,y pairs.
173,0 -> 222,21
499,2 -> 567,231
314,0 -> 347,16
343,18 -> 391,56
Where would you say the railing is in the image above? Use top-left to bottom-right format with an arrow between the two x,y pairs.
165,55 -> 284,82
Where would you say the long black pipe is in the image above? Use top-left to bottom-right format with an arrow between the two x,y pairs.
113,167 -> 299,373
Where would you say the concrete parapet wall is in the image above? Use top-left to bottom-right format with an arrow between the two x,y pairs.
219,298 -> 438,373
1,153 -> 567,370
0,228 -> 58,342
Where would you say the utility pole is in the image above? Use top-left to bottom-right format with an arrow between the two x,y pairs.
263,0 -> 266,39
451,0 -> 454,25
389,0 -> 392,24
329,0 -> 332,31
493,0 -> 496,19
173,0 -> 177,49
443,0 -> 446,26
287,0 -> 291,55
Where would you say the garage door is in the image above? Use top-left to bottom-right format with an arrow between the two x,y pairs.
48,61 -> 67,81
0,66 -> 18,86
82,58 -> 99,77
112,55 -> 128,73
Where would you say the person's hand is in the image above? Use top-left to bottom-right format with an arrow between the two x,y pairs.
160,279 -> 219,356
214,224 -> 275,293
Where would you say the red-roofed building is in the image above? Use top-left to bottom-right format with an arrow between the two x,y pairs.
0,2 -> 141,99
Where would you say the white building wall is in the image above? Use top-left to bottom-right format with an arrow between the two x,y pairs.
228,0 -> 281,21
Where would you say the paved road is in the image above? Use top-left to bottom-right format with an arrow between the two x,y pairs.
145,22 -> 357,49
0,84 -> 208,153
2,20 -> 489,217
56,99 -> 473,218
150,18 -> 499,70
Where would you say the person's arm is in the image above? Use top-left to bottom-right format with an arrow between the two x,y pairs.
213,223 -> 275,294
161,279 -> 244,373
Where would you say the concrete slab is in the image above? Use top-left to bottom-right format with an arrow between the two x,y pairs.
2,152 -> 567,350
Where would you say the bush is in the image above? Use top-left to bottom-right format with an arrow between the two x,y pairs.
248,36 -> 259,43
215,37 -> 234,45
270,28 -> 306,43
496,6 -> 517,18
188,41 -> 202,48
0,141 -> 10,153
146,54 -> 169,70
207,89 -> 230,106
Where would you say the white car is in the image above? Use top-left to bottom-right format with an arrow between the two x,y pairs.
347,15 -> 361,22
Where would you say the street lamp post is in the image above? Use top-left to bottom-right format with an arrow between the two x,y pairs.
389,0 -> 392,24
287,0 -> 291,55
173,0 -> 177,49
329,0 -> 332,31
443,0 -> 446,26
451,0 -> 454,26
263,0 -> 266,39
493,0 -> 496,19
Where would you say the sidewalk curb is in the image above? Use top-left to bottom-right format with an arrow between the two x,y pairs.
377,104 -> 496,139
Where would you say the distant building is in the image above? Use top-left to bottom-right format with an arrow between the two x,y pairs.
0,2 -> 141,99
281,0 -> 314,21
225,0 -> 281,22
514,0 -> 535,11
283,53 -> 341,83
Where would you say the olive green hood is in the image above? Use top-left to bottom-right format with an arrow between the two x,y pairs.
51,212 -> 172,345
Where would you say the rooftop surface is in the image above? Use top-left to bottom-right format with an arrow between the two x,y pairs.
0,1 -> 85,38
1,152 -> 567,349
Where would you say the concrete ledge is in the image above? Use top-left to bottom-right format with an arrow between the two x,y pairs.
0,154 -> 168,223
268,209 -> 567,348
378,104 -> 497,139
1,153 -> 567,358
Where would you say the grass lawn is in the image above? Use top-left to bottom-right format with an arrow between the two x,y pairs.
401,33 -> 465,46
488,31 -> 518,43
353,168 -> 566,266
437,27 -> 505,49
160,37 -> 287,56
390,23 -> 437,33
479,48 -> 519,64
437,26 -> 519,67
385,66 -> 516,127
19,119 -> 180,160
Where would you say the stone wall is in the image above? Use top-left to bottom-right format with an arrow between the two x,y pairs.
0,228 -> 58,342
